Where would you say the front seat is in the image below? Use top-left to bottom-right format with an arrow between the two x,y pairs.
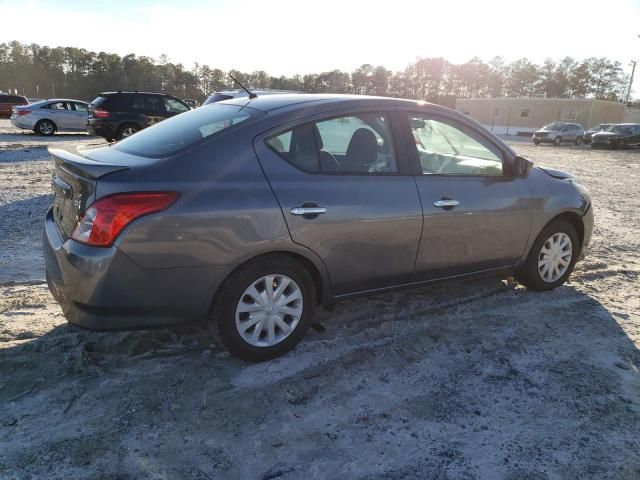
344,128 -> 378,172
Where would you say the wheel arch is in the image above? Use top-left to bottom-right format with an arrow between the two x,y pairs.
542,211 -> 585,248
209,249 -> 331,317
36,118 -> 57,132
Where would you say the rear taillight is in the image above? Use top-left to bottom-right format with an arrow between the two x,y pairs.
71,192 -> 179,247
93,109 -> 110,119
16,110 -> 30,116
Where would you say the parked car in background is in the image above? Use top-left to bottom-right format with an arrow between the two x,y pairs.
0,93 -> 28,118
11,99 -> 89,135
87,91 -> 191,141
202,88 -> 299,105
532,122 -> 585,146
584,123 -> 613,144
44,94 -> 593,361
591,123 -> 640,149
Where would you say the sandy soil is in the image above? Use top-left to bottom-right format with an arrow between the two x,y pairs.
1,119 -> 639,479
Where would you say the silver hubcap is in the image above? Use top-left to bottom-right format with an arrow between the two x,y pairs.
538,232 -> 573,283
235,274 -> 303,348
40,122 -> 53,134
122,127 -> 137,137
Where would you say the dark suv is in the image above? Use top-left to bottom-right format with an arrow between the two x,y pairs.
0,93 -> 28,118
87,92 -> 190,141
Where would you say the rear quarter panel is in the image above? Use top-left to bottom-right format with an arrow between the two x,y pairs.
98,131 -> 297,270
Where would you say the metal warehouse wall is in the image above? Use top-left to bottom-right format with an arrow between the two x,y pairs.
454,97 -> 625,135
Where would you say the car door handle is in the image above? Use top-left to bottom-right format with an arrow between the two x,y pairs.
433,199 -> 460,208
290,207 -> 327,216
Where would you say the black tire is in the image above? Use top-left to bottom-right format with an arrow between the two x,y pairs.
553,137 -> 562,146
574,136 -> 583,146
621,140 -> 628,150
516,220 -> 580,291
533,139 -> 540,145
211,255 -> 317,362
116,123 -> 140,140
34,119 -> 56,136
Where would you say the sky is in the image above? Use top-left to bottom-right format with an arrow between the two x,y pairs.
2,0 -> 640,79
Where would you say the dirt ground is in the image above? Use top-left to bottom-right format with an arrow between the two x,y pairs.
1,118 -> 639,479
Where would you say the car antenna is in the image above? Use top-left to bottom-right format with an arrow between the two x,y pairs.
229,74 -> 257,99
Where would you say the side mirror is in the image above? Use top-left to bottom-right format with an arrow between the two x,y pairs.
512,155 -> 532,177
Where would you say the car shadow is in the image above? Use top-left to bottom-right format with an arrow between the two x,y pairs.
1,275 -> 639,477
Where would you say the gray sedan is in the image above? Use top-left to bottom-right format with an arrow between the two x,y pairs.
43,94 -> 593,361
11,99 -> 89,135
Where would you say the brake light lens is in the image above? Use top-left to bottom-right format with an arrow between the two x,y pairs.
93,109 -> 110,119
16,110 -> 31,116
71,192 -> 179,247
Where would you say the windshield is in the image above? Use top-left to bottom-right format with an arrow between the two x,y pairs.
113,103 -> 263,157
543,123 -> 564,131
611,125 -> 632,134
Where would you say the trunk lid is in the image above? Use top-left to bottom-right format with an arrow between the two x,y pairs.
49,146 -> 130,239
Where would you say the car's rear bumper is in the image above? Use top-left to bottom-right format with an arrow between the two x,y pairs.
43,208 -> 231,330
87,120 -> 115,140
10,116 -> 34,130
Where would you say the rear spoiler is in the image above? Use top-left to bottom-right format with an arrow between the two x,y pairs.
48,147 -> 129,179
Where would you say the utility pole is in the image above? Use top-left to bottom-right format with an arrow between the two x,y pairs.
625,60 -> 636,104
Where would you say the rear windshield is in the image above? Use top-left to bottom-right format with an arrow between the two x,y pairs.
203,93 -> 235,105
112,104 -> 263,157
90,96 -> 110,107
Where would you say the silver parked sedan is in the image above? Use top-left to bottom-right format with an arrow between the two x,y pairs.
11,99 -> 89,135
43,94 -> 593,361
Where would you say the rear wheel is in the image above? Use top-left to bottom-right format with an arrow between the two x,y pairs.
35,119 -> 55,136
533,139 -> 540,145
516,220 -> 579,291
116,123 -> 140,140
553,137 -> 562,146
574,136 -> 583,145
211,255 -> 317,361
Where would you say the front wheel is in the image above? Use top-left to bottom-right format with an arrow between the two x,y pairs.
574,136 -> 583,145
553,137 -> 562,146
533,139 -> 540,145
516,220 -> 579,291
212,255 -> 317,361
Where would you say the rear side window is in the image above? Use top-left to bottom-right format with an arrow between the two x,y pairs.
112,104 -> 263,157
266,112 -> 397,174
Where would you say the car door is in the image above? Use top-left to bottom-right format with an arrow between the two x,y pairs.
46,101 -> 75,130
70,102 -> 88,130
402,110 -> 533,280
253,110 -> 423,296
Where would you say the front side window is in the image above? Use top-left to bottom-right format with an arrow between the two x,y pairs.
164,97 -> 189,113
113,103 -> 262,158
407,114 -> 503,176
266,112 -> 397,174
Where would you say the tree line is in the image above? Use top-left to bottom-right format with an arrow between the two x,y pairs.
0,41 -> 631,105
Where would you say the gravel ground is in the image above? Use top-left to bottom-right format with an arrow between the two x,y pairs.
0,119 -> 639,479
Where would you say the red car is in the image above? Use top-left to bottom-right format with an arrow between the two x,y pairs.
0,93 -> 28,118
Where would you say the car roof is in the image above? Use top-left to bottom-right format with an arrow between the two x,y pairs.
39,98 -> 88,103
220,93 -> 430,112
98,91 -> 175,96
